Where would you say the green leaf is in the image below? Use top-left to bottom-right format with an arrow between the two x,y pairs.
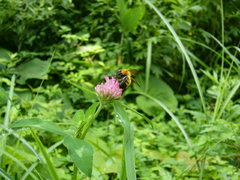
85,102 -> 100,121
72,110 -> 85,123
63,135 -> 93,177
113,101 -> 136,180
120,6 -> 145,33
0,48 -> 11,63
135,76 -> 177,116
11,118 -> 66,135
15,58 -> 49,84
117,0 -> 127,17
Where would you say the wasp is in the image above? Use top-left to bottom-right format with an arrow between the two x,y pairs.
115,69 -> 139,91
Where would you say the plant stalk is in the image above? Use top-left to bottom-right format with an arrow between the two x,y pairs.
1,74 -> 15,168
72,103 -> 102,180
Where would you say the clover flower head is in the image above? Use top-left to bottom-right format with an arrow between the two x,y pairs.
95,76 -> 122,100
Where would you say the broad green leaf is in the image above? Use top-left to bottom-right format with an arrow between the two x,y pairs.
11,118 -> 66,135
117,0 -> 127,17
135,76 -> 177,116
0,48 -> 11,64
113,101 -> 136,180
15,58 -> 49,84
120,6 -> 145,33
136,96 -> 163,116
63,135 -> 93,177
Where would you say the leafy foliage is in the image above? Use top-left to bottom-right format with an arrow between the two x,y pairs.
0,0 -> 240,179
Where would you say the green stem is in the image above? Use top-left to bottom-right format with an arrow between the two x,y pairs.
1,74 -> 15,168
72,103 -> 103,180
30,129 -> 59,180
72,166 -> 78,180
80,104 -> 102,139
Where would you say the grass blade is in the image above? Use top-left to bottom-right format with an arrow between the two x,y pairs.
145,40 -> 152,93
133,92 -> 192,149
2,151 -> 38,180
0,168 -> 13,180
113,101 -> 136,180
3,74 -> 15,128
143,0 -> 206,113
216,81 -> 240,120
1,126 -> 43,163
1,75 -> 16,167
11,118 -> 67,136
21,140 -> 63,180
30,129 -> 59,180
205,32 -> 240,69
120,102 -> 154,128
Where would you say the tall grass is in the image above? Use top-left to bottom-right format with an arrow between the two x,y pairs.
145,40 -> 152,93
1,74 -> 15,168
143,0 -> 207,113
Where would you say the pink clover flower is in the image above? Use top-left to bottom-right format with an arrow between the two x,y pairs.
95,76 -> 122,100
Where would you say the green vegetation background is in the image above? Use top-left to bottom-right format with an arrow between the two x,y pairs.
0,0 -> 240,179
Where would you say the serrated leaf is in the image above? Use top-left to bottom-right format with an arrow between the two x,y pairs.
11,118 -> 66,135
63,135 -> 93,177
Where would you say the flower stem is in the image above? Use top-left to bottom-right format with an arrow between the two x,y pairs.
81,104 -> 102,139
72,103 -> 102,179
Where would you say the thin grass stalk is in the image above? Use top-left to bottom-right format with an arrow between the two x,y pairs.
177,50 -> 186,92
145,40 -> 152,93
21,140 -> 63,180
0,168 -> 13,180
2,151 -> 38,180
135,92 -> 192,149
1,74 -> 15,167
143,0 -> 206,113
220,0 -> 225,79
3,74 -> 15,128
212,82 -> 225,121
180,37 -> 239,72
216,81 -> 240,120
64,79 -> 96,95
212,0 -> 226,122
30,129 -> 59,180
1,127 -> 43,163
212,63 -> 235,121
120,102 -> 154,128
206,32 -> 240,69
